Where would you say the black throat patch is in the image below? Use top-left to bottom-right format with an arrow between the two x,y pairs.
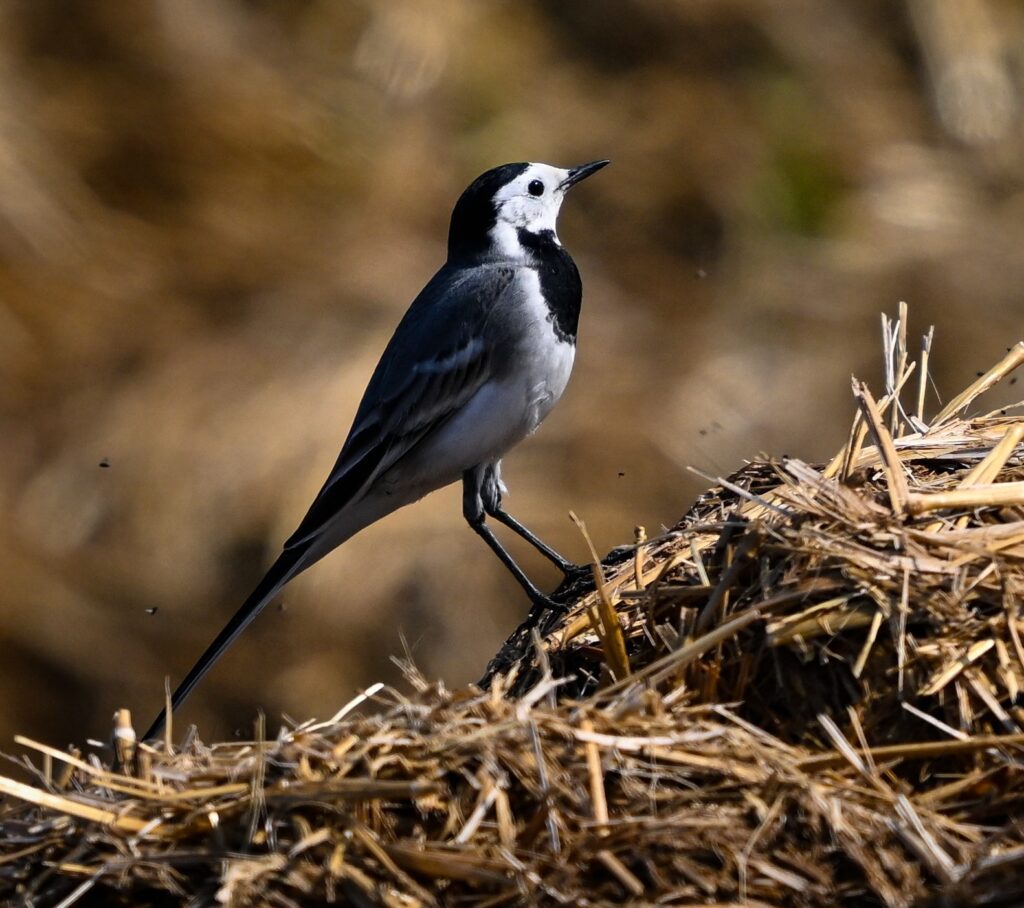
516,228 -> 583,343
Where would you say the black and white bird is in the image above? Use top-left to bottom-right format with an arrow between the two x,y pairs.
144,159 -> 608,740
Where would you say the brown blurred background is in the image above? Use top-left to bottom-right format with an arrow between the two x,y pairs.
1,0 -> 1023,746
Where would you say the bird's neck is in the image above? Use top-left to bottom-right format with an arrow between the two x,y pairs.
487,221 -> 560,261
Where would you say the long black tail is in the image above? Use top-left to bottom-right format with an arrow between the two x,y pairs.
142,542 -> 311,742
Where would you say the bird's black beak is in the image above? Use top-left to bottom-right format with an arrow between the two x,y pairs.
560,159 -> 610,190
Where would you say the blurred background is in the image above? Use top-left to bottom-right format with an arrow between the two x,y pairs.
1,0 -> 1023,746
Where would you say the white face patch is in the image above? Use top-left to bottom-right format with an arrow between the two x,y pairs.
488,163 -> 571,258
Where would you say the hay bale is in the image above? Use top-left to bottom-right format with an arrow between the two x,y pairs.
3,312 -> 1024,906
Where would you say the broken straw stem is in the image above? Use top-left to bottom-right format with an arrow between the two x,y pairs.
907,482 -> 1024,514
933,342 -> 1024,424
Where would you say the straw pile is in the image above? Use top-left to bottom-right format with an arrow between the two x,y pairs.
3,309 -> 1024,907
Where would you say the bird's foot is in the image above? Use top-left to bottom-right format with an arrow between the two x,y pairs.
557,560 -> 594,584
528,591 -> 569,614
547,560 -> 598,605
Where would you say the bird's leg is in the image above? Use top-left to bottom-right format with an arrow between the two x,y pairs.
479,463 -> 588,580
463,467 -> 566,611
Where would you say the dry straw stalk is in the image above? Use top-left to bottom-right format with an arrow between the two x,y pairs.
3,308 -> 1024,906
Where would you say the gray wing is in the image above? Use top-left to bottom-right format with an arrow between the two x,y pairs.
283,262 -> 516,549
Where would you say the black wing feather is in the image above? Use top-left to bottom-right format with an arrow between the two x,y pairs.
144,263 -> 518,738
283,263 -> 514,549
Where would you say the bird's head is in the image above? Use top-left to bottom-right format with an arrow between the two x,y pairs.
447,160 -> 608,262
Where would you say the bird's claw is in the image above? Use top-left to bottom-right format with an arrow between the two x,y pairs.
558,560 -> 593,584
529,592 -> 570,614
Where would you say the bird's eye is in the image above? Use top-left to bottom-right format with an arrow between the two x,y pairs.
528,179 -> 544,197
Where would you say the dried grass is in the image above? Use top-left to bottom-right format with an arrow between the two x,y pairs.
3,308 -> 1024,906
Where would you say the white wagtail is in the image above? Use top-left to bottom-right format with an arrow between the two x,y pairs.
144,159 -> 608,740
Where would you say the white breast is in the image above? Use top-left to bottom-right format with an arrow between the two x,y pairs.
513,268 -> 575,432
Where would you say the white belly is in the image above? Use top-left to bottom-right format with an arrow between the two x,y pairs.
395,344 -> 573,485
519,326 -> 575,432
